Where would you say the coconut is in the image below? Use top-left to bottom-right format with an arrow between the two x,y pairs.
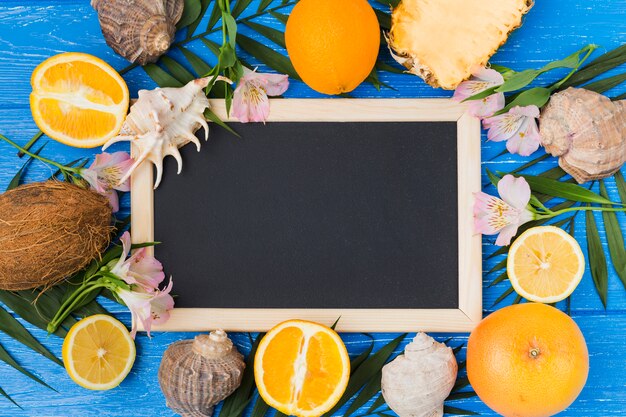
0,181 -> 112,290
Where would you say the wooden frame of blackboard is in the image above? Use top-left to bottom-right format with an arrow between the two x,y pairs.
130,98 -> 482,333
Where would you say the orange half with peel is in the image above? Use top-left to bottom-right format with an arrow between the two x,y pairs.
30,52 -> 129,148
254,320 -> 350,417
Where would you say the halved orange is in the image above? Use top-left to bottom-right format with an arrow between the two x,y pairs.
508,226 -> 585,303
254,320 -> 350,417
30,52 -> 129,148
62,314 -> 136,390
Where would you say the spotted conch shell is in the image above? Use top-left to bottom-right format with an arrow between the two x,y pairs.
158,330 -> 245,417
103,78 -> 210,188
540,87 -> 626,184
91,0 -> 184,65
381,332 -> 458,417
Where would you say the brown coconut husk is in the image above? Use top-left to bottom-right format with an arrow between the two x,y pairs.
0,181 -> 113,290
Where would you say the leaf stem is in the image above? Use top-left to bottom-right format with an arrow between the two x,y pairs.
550,45 -> 598,91
0,134 -> 80,177
47,280 -> 108,333
535,205 -> 626,220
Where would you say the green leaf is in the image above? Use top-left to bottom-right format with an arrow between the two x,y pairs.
186,0 -> 212,38
374,9 -> 391,30
452,376 -> 470,392
250,396 -> 270,417
237,34 -> 300,80
489,271 -> 508,287
612,92 -> 626,101
499,87 -> 551,113
350,335 -> 375,373
143,64 -> 184,87
446,391 -> 477,401
0,291 -> 66,337
344,370 -> 382,417
0,306 -> 62,366
179,47 -> 212,77
0,342 -> 54,391
160,56 -> 195,83
599,180 -> 626,289
515,174 -> 616,205
222,13 -> 238,49
375,0 -> 400,7
323,333 -> 406,416
367,393 -> 386,414
177,0 -> 202,29
244,21 -> 286,48
257,0 -> 274,13
559,44 -> 626,89
330,316 -> 341,330
270,11 -> 289,24
207,0 -> 223,30
586,206 -> 608,307
231,0 -> 254,19
7,143 -> 46,191
204,108 -> 241,137
201,38 -> 222,57
376,61 -> 405,75
616,171 -> 626,204
444,406 -> 479,416
17,130 -> 43,158
582,72 -> 626,94
0,386 -> 20,409
219,333 -> 264,417
492,286 -> 515,307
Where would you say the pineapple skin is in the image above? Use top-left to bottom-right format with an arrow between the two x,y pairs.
387,0 -> 534,90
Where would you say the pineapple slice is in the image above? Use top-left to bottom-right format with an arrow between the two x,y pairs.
387,0 -> 533,90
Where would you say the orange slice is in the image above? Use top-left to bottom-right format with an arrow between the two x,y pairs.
62,314 -> 136,390
507,226 -> 585,303
254,320 -> 350,417
30,52 -> 129,148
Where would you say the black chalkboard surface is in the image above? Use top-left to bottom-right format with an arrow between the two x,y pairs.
133,99 -> 482,332
155,121 -> 458,309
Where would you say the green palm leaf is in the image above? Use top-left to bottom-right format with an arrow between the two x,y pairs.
0,386 -> 20,409
0,342 -> 55,391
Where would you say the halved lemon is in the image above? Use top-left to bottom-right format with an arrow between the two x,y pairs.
254,320 -> 350,417
507,226 -> 585,303
30,52 -> 129,148
62,314 -> 136,390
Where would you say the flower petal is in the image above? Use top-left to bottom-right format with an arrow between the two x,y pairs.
498,175 -> 531,210
509,105 -> 540,118
495,224 -> 519,246
484,112 -> 524,142
467,93 -> 505,118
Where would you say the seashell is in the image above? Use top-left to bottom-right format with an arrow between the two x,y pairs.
103,77 -> 211,189
540,87 -> 626,184
381,332 -> 458,417
159,330 -> 245,417
91,0 -> 184,65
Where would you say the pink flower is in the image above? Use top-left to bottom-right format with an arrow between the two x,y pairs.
482,105 -> 542,156
452,67 -> 505,117
81,152 -> 134,212
474,175 -> 535,246
116,279 -> 174,338
231,67 -> 289,123
110,232 -> 165,292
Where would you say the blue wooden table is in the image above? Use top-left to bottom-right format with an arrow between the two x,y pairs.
0,1 -> 624,416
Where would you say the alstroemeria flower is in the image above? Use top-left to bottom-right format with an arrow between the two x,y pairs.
474,175 -> 535,246
452,67 -> 505,117
116,279 -> 174,338
482,105 -> 542,156
232,67 -> 289,123
110,231 -> 165,292
81,152 -> 134,212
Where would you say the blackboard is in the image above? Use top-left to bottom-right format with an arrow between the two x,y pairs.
131,99 -> 482,332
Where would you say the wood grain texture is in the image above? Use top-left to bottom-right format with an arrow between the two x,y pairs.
0,0 -> 624,416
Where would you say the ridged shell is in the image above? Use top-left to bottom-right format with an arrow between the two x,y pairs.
102,77 -> 211,189
540,87 -> 626,183
381,333 -> 457,417
91,0 -> 184,65
159,330 -> 245,417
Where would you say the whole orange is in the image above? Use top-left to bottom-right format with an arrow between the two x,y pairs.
285,0 -> 380,95
467,303 -> 588,417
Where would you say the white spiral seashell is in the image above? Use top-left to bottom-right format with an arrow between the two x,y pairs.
103,77 -> 213,188
381,332 -> 458,417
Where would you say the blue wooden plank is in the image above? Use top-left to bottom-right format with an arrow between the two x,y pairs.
0,0 -> 624,416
